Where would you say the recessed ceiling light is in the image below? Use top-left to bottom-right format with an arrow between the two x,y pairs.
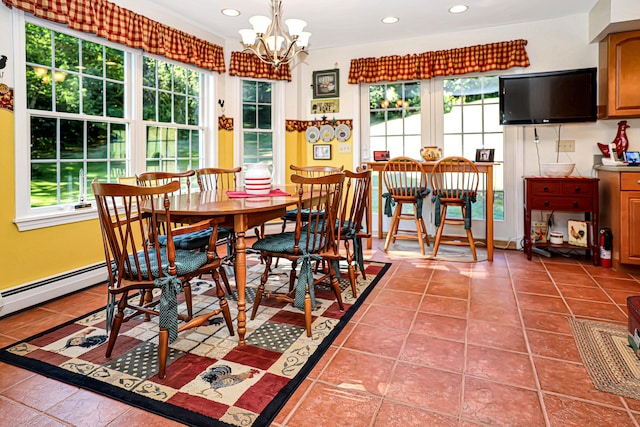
381,16 -> 399,24
449,5 -> 468,14
221,8 -> 240,17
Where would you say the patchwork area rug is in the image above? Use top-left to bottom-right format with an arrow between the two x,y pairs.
569,318 -> 640,400
0,258 -> 390,427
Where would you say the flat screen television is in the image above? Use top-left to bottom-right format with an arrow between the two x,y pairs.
499,68 -> 597,125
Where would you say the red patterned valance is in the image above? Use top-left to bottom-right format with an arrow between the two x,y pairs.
2,0 -> 226,72
285,119 -> 352,132
229,52 -> 292,82
348,39 -> 529,84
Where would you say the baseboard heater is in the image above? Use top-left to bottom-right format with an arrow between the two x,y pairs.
0,262 -> 108,318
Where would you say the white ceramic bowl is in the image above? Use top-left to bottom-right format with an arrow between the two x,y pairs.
541,162 -> 575,177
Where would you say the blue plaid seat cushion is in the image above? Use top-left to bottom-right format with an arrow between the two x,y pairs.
283,208 -> 325,222
252,232 -> 325,254
124,248 -> 208,279
157,227 -> 232,250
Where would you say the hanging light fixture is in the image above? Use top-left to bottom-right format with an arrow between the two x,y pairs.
239,0 -> 311,69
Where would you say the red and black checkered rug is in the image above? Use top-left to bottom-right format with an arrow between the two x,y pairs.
0,258 -> 390,427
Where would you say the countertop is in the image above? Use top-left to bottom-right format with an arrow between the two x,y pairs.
595,165 -> 640,172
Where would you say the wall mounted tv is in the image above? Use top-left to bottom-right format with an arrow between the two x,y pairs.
499,68 -> 597,125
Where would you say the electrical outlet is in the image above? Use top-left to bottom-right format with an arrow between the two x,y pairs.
337,143 -> 351,154
557,139 -> 575,152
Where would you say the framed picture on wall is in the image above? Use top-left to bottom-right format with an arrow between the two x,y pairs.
313,69 -> 339,99
475,148 -> 495,162
313,144 -> 332,160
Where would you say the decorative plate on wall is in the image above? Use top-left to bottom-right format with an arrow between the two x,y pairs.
306,126 -> 320,143
320,124 -> 335,142
335,124 -> 351,142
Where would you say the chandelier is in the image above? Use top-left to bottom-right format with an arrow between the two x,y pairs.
239,0 -> 311,69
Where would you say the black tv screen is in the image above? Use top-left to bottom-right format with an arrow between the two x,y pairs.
499,68 -> 597,125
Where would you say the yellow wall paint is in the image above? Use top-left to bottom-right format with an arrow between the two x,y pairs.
217,127 -> 234,168
284,129 -> 353,183
0,109 -> 105,291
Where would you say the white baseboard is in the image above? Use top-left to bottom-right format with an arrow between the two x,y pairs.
0,263 -> 107,318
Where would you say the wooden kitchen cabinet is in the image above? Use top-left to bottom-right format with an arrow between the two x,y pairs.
524,177 -> 599,264
598,168 -> 640,269
598,30 -> 640,118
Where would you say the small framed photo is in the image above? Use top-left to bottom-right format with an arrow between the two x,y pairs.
475,148 -> 495,162
313,144 -> 332,160
313,69 -> 339,99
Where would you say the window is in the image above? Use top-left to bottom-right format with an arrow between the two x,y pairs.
241,80 -> 273,165
142,57 -> 203,174
443,76 -> 504,220
368,82 -> 421,158
26,23 -> 127,207
17,19 -> 210,227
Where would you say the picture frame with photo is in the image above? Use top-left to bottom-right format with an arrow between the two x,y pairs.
312,69 -> 339,99
567,219 -> 589,247
313,144 -> 332,160
475,148 -> 495,162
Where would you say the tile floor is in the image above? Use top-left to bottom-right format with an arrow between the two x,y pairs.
2,239 -> 640,426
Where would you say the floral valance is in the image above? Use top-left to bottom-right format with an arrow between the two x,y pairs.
348,39 -> 529,84
2,0 -> 226,72
229,52 -> 292,82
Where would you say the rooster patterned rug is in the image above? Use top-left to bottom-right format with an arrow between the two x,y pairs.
0,258 -> 390,427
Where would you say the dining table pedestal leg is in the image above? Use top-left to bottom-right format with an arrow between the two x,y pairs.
234,216 -> 248,346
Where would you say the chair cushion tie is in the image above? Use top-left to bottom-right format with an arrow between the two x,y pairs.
154,276 -> 183,343
294,252 -> 321,310
432,191 -> 477,229
383,187 -> 431,219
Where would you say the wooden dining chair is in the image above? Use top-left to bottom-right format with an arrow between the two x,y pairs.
250,172 -> 345,337
430,156 -> 480,260
381,157 -> 431,255
196,167 -> 241,191
138,170 -> 233,293
91,179 -> 234,379
337,169 -> 371,297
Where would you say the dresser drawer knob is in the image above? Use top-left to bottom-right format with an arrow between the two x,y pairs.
543,186 -> 549,192
573,201 -> 579,207
575,187 -> 581,193
544,200 -> 550,207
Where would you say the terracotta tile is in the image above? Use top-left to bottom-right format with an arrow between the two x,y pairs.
386,362 -> 462,416
606,289 -> 639,306
308,346 -> 337,379
331,322 -> 355,347
469,275 -> 513,291
544,393 -> 635,427
512,279 -> 560,296
544,263 -> 587,274
410,312 -> 467,342
565,299 -> 627,322
39,292 -> 106,317
596,277 -> 640,291
342,323 -> 405,359
400,333 -> 465,372
358,304 -> 415,331
371,288 -> 423,311
510,269 -> 551,282
584,266 -> 637,279
521,309 -> 572,334
556,283 -> 612,302
46,389 -> 131,426
374,400 -> 458,427
2,375 -> 79,412
465,345 -> 536,388
466,320 -> 527,353
427,281 -> 469,299
384,276 -> 429,293
393,262 -> 435,280
318,348 -> 394,396
285,382 -> 380,427
526,329 -> 581,362
533,356 -> 624,406
110,407 -> 185,426
0,362 -> 34,392
0,309 -> 74,341
470,288 -> 517,306
0,398 -> 41,424
0,335 -> 16,349
516,293 -> 569,314
462,377 -> 545,426
431,269 -> 472,286
468,302 -> 521,326
552,272 -> 598,287
419,295 -> 468,318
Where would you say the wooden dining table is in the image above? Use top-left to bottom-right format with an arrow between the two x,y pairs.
159,185 -> 301,346
362,160 -> 497,261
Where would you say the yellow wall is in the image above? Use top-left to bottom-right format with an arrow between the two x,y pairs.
0,109 -> 105,291
217,127 -> 235,169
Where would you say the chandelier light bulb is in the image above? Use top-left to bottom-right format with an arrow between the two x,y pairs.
249,15 -> 272,34
297,32 -> 311,48
285,18 -> 307,37
239,29 -> 257,45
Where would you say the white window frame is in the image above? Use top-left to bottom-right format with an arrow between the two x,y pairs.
12,11 -> 216,231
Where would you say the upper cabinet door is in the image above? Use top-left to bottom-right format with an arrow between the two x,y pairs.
599,30 -> 640,119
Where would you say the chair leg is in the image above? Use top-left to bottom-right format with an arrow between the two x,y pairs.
466,227 -> 477,261
344,239 -> 358,298
419,216 -> 430,247
433,205 -> 447,258
384,205 -> 402,251
218,267 -> 233,295
413,211 -> 426,256
288,259 -> 298,292
183,283 -> 193,321
212,271 -> 235,335
105,292 -> 127,358
251,256 -> 272,320
158,328 -> 169,379
304,290 -> 312,337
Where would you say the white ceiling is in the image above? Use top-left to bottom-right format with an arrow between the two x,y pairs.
143,0 -> 598,50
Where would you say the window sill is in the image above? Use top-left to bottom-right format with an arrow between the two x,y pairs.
14,206 -> 98,231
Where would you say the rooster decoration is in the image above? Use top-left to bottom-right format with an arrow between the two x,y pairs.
597,120 -> 630,159
570,225 -> 585,242
0,55 -> 7,70
199,365 -> 260,398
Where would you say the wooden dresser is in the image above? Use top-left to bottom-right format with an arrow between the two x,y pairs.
597,167 -> 640,270
524,177 -> 599,264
